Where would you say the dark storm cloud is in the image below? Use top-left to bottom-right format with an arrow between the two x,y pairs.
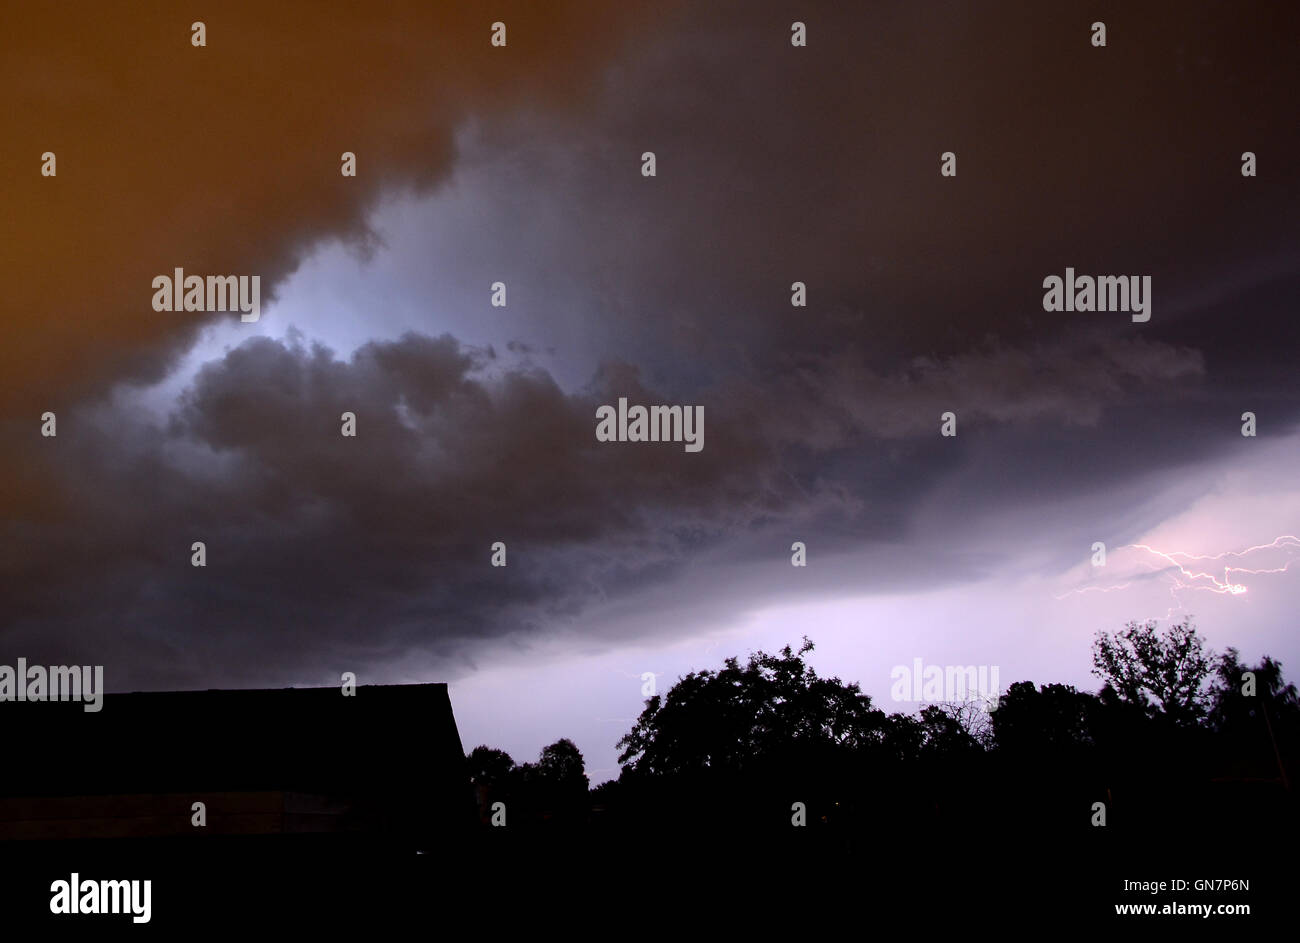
3,333 -> 794,688
3,0 -> 1297,687
416,0 -> 1299,433
0,323 -> 1217,689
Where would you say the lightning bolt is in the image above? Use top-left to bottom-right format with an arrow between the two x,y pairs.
1056,535 -> 1299,620
1125,535 -> 1300,595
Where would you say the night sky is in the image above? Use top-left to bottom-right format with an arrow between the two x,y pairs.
3,0 -> 1297,781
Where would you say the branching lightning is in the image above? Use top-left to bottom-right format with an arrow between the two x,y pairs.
1056,535 -> 1299,619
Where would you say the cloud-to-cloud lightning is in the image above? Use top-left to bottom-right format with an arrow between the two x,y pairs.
1056,536 -> 1300,619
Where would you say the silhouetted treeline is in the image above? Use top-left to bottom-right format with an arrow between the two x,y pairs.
470,621 -> 1299,837
466,738 -> 589,826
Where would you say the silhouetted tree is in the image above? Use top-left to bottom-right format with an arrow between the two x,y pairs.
923,700 -> 994,751
616,637 -> 885,777
991,681 -> 1097,754
1091,618 -> 1213,726
466,745 -> 515,787
1208,648 -> 1298,786
535,738 -> 589,820
1210,648 -> 1299,725
539,738 -> 589,792
917,703 -> 988,755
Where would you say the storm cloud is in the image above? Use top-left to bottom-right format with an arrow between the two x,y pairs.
3,0 -> 1298,694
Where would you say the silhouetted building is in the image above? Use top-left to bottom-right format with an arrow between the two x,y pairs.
0,684 -> 473,845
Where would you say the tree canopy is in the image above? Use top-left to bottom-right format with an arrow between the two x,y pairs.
615,637 -> 887,777
1090,618 -> 1213,726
